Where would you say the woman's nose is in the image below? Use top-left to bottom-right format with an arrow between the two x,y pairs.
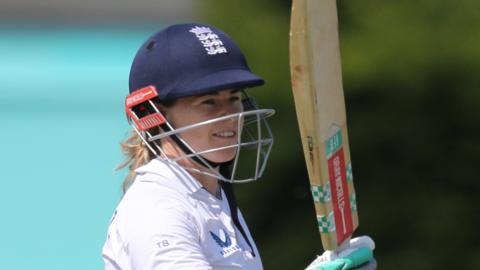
219,101 -> 242,116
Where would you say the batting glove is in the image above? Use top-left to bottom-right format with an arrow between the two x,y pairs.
305,236 -> 375,270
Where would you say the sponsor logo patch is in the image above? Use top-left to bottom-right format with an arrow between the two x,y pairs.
209,229 -> 240,256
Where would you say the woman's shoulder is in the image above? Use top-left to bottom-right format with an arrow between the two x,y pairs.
111,178 -> 198,235
120,175 -> 190,214
112,158 -> 204,226
106,179 -> 201,254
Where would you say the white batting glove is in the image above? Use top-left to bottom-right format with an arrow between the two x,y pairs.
305,236 -> 375,270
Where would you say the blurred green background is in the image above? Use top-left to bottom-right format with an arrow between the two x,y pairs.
1,0 -> 479,269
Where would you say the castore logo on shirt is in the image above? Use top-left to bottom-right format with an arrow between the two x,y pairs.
210,229 -> 240,256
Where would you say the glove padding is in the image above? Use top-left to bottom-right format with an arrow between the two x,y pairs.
305,236 -> 375,270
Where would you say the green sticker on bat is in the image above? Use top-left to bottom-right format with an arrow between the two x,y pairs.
350,193 -> 357,212
311,183 -> 331,203
325,128 -> 342,158
317,212 -> 335,233
346,162 -> 353,182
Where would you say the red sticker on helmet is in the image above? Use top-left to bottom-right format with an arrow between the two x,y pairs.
129,112 -> 166,131
125,86 -> 158,108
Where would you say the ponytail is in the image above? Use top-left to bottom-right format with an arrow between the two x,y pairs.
118,99 -> 175,193
117,131 -> 155,193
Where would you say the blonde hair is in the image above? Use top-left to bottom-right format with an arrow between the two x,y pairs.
117,131 -> 155,193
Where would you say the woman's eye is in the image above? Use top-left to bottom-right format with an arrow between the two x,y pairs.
229,96 -> 241,102
201,99 -> 215,105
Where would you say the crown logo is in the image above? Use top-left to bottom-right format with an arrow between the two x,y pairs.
189,26 -> 227,55
189,26 -> 212,36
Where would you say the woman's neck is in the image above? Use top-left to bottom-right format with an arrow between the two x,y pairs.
162,140 -> 220,197
197,173 -> 220,198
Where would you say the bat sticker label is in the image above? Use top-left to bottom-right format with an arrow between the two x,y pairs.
326,128 -> 353,245
325,128 -> 342,158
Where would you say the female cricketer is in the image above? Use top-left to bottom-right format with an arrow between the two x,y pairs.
102,23 -> 274,270
102,23 -> 374,270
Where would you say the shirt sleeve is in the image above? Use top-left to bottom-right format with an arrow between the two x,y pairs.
126,200 -> 213,270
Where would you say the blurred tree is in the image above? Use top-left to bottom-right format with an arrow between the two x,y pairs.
201,1 -> 480,269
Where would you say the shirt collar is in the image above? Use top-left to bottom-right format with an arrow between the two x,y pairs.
135,158 -> 216,200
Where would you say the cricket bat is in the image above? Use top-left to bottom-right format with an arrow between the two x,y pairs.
289,0 -> 359,251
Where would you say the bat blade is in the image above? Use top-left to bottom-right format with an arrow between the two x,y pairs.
289,0 -> 359,251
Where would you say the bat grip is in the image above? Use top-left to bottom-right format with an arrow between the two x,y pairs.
341,247 -> 373,268
310,248 -> 374,270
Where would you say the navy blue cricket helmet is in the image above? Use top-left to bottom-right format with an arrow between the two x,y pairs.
128,23 -> 265,100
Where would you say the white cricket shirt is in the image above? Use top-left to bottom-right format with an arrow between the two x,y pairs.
102,158 -> 262,270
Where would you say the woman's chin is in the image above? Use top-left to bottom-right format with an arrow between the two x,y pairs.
203,150 -> 237,164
